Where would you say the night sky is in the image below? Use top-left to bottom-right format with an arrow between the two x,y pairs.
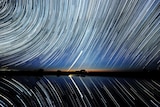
0,0 -> 160,71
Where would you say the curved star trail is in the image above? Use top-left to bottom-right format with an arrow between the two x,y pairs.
0,76 -> 160,106
0,0 -> 160,70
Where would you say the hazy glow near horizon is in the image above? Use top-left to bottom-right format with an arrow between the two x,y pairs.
0,0 -> 160,70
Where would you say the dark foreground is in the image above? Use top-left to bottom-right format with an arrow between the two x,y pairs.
0,71 -> 160,106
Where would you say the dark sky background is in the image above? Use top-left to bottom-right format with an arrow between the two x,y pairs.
0,0 -> 160,71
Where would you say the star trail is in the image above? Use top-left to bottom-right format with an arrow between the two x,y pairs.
0,0 -> 160,106
0,0 -> 159,70
0,76 -> 160,106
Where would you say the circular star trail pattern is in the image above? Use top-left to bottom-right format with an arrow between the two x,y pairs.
0,76 -> 160,106
0,0 -> 160,70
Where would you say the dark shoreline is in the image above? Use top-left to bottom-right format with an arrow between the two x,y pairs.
0,69 -> 159,79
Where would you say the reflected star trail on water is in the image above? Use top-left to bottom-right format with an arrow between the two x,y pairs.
0,76 -> 160,106
0,0 -> 160,70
